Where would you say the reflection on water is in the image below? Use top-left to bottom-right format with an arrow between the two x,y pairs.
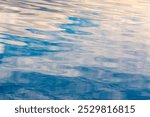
0,0 -> 150,99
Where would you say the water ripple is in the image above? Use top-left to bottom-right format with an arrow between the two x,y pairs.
0,0 -> 150,99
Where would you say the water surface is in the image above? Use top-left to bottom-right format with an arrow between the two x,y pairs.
0,0 -> 150,99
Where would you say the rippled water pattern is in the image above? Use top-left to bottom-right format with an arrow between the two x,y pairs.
0,0 -> 150,99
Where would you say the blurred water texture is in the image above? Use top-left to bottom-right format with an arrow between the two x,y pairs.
0,0 -> 150,99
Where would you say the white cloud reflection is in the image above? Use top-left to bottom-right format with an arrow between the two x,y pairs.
0,43 -> 4,54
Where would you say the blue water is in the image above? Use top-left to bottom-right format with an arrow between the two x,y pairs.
0,0 -> 150,99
